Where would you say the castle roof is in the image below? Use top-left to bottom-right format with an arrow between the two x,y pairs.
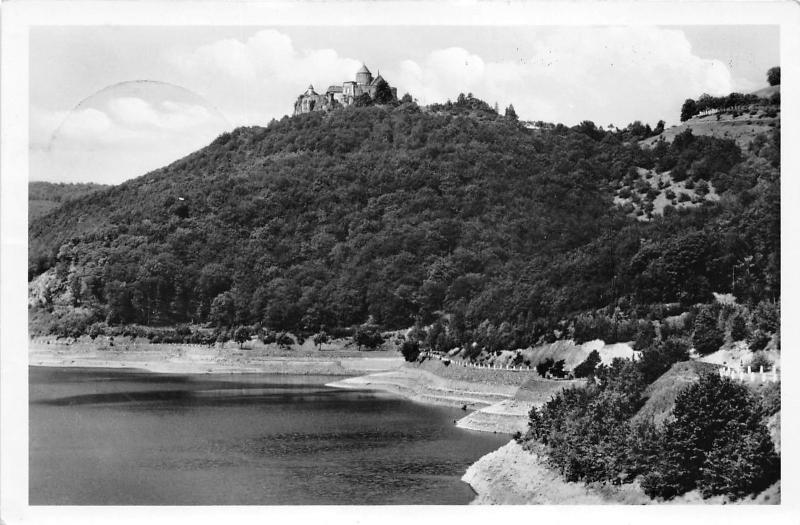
326,85 -> 343,93
370,74 -> 385,86
357,64 -> 371,75
305,84 -> 317,95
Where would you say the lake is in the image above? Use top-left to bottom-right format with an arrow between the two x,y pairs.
29,366 -> 508,505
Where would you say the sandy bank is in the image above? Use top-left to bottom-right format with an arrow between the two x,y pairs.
462,440 -> 614,504
328,360 -> 579,433
29,341 -> 403,375
326,367 -> 516,410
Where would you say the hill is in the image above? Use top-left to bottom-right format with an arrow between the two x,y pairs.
639,109 -> 780,151
640,85 -> 780,151
28,96 -> 779,348
28,181 -> 111,221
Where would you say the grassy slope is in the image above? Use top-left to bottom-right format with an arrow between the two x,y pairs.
639,108 -> 780,151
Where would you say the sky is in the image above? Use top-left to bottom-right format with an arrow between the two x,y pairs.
29,25 -> 779,184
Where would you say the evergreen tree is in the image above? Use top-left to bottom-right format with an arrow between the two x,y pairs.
505,104 -> 518,120
693,305 -> 724,355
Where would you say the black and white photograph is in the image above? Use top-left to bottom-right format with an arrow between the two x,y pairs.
1,1 -> 798,522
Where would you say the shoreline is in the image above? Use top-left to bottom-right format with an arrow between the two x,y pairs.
29,340 -> 404,376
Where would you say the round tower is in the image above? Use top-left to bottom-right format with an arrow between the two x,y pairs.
355,64 -> 373,86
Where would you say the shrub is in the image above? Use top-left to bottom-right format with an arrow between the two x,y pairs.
276,332 -> 294,348
748,351 -> 772,371
748,330 -> 772,352
354,324 -> 385,350
400,339 -> 420,362
637,336 -> 691,383
536,358 -> 555,377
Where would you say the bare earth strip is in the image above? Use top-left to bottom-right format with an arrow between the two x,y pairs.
462,441 -> 612,504
28,341 -> 403,375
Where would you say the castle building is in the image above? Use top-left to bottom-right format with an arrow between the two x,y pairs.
293,64 -> 397,116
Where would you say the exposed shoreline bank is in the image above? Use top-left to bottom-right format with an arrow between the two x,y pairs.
29,340 -> 403,376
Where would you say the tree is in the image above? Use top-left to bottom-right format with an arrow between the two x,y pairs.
505,104 -> 518,120
373,79 -> 395,104
573,349 -> 601,378
209,292 -> 236,328
693,305 -> 724,355
767,66 -> 780,86
641,373 -> 779,500
400,92 -> 413,104
400,339 -> 420,362
233,326 -> 251,348
313,331 -> 329,350
730,313 -> 748,341
353,93 -> 373,107
680,99 -> 697,122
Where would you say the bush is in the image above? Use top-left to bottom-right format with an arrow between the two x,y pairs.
354,324 -> 385,350
637,336 -> 690,383
536,358 -> 555,377
400,339 -> 420,362
748,351 -> 772,371
748,329 -> 772,352
276,332 -> 294,348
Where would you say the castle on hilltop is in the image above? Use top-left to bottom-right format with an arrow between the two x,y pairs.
293,64 -> 397,116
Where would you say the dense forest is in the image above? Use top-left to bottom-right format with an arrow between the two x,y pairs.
29,94 -> 779,349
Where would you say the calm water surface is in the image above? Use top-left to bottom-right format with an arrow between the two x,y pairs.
29,367 -> 507,505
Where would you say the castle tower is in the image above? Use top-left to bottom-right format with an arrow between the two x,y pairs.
355,64 -> 373,86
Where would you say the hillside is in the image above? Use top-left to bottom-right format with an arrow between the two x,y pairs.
28,97 -> 779,350
640,86 -> 780,151
29,181 -> 111,221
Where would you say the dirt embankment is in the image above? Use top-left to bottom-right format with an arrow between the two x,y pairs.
328,359 -> 580,433
462,441 -> 625,504
29,339 -> 403,376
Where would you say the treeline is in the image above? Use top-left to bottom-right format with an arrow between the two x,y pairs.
29,97 -> 779,348
680,91 -> 780,122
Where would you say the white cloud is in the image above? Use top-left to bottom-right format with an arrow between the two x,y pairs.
391,27 -> 736,126
30,94 -> 229,183
169,29 -> 361,123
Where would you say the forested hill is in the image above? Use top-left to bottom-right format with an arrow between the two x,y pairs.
29,97 -> 779,346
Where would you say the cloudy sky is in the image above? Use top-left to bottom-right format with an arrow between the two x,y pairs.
30,25 -> 779,184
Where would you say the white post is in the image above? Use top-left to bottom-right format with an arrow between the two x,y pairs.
760,366 -> 765,383
772,367 -> 778,382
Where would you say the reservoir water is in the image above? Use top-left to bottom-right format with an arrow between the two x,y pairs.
29,366 -> 507,505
